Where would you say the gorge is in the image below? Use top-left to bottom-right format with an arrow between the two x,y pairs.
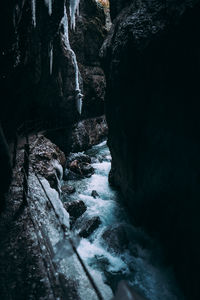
1,1 -> 200,299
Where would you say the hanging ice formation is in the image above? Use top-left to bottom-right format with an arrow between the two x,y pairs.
31,0 -> 36,27
69,0 -> 80,29
49,42 -> 53,75
30,1 -> 82,113
44,0 -> 53,16
60,4 -> 83,115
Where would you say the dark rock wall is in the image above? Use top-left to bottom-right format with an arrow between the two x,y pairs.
0,125 -> 12,211
0,0 -> 108,199
1,0 -> 67,137
0,0 -> 107,139
109,0 -> 132,20
101,0 -> 200,299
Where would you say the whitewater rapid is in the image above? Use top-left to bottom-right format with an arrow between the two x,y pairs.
63,141 -> 184,300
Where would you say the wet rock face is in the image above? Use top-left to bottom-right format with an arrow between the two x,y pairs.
71,0 -> 106,66
79,216 -> 101,238
25,135 -> 66,195
78,67 -> 106,118
70,115 -> 108,152
102,0 -> 200,298
30,135 -> 65,175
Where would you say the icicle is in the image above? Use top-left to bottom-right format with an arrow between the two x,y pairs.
31,0 -> 36,27
69,0 -> 80,29
75,89 -> 83,115
44,0 -> 53,16
60,4 -> 83,115
49,42 -> 53,75
60,7 -> 70,48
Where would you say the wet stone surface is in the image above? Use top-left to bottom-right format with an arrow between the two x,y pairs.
79,216 -> 102,238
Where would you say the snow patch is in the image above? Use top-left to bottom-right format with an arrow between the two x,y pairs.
41,178 -> 70,229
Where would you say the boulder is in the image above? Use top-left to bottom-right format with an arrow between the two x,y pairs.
68,161 -> 94,177
81,164 -> 94,176
61,184 -> 76,194
102,224 -> 130,254
79,216 -> 102,238
64,201 -> 87,221
91,190 -> 100,198
69,160 -> 82,175
66,153 -> 94,178
67,153 -> 91,166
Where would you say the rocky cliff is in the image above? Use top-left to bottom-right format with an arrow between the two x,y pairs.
1,0 -> 107,142
0,0 -> 108,204
101,0 -> 200,299
0,134 -> 112,299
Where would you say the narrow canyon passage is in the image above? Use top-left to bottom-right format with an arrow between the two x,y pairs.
1,0 -> 200,299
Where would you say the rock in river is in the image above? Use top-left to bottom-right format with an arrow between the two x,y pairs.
79,216 -> 101,238
91,190 -> 100,198
61,184 -> 76,195
64,200 -> 87,221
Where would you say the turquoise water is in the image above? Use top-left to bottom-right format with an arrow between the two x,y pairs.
63,141 -> 184,300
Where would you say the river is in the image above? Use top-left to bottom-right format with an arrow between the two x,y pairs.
62,141 -> 184,300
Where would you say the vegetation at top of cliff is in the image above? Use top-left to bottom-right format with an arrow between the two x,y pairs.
96,0 -> 110,8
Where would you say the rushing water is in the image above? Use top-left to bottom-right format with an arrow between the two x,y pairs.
62,141 -> 184,300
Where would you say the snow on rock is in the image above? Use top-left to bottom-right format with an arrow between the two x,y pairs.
28,135 -> 65,193
41,178 -> 70,229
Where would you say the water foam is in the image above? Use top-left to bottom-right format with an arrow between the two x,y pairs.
62,141 -> 184,300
